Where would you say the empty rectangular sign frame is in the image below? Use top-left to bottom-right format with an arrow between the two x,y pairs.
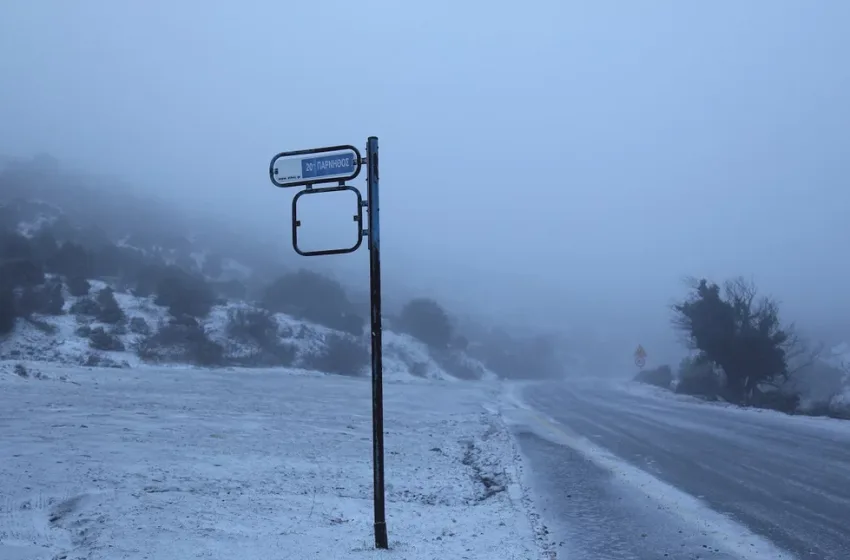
270,145 -> 362,188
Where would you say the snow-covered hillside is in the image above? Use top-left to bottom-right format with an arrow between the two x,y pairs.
0,158 -> 504,382
0,156 -> 289,285
0,278 -> 496,382
2,157 -> 573,384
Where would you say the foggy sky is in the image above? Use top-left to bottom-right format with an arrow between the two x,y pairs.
2,1 -> 849,363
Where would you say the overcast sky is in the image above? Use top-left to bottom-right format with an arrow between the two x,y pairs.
1,1 -> 849,362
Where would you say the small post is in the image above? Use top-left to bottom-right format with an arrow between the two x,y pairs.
366,136 -> 388,549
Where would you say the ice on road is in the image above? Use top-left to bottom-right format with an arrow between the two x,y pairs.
504,378 -> 850,560
0,363 -> 542,560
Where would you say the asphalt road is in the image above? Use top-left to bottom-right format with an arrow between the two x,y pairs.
513,379 -> 850,560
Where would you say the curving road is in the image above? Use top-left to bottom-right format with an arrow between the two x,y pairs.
510,379 -> 850,560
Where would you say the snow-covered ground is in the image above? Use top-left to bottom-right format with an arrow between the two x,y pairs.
635,344 -> 850,420
623,378 -> 850,438
0,362 -> 544,560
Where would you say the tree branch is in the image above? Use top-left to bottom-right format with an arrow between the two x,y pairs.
784,327 -> 824,376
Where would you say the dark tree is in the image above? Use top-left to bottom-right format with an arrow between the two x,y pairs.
0,259 -> 45,288
0,286 -> 15,334
70,296 -> 100,316
39,278 -> 65,315
0,232 -> 33,261
227,308 -> 279,347
226,308 -> 296,366
154,269 -> 216,318
136,317 -> 224,367
66,275 -> 91,297
397,298 -> 453,349
96,287 -> 125,324
672,277 -> 797,405
47,242 -> 93,279
262,269 -> 362,334
16,287 -> 39,317
89,326 -> 125,351
133,264 -> 167,297
452,335 -> 470,352
302,333 -> 370,375
30,229 -> 58,261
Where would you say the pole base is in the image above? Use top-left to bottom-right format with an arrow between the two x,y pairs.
374,521 -> 388,549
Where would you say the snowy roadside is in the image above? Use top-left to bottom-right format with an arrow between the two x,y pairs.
622,379 -> 850,435
0,362 -> 544,560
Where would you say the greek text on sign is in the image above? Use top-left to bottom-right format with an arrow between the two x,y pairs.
270,145 -> 362,188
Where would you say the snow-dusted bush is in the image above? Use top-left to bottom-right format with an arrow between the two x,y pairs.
66,275 -> 91,296
262,269 -> 364,335
224,308 -> 296,367
128,316 -> 151,335
429,348 -> 485,380
95,287 -> 124,324
70,296 -> 99,316
89,326 -> 125,352
634,365 -> 673,389
676,356 -> 722,399
137,317 -> 224,366
302,333 -> 369,376
397,298 -> 453,349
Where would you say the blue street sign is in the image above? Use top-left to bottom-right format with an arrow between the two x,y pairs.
270,145 -> 362,188
301,152 -> 356,179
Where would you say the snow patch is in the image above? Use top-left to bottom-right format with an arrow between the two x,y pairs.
0,365 -> 543,559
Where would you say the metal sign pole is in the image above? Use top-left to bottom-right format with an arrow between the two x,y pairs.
268,136 -> 388,549
366,136 -> 388,549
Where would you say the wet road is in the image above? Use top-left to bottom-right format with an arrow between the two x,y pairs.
511,379 -> 850,560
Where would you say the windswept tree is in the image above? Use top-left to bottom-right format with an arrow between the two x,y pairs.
397,298 -> 453,349
262,269 -> 364,335
672,277 -> 810,405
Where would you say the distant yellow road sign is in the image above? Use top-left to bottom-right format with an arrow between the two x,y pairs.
634,345 -> 647,368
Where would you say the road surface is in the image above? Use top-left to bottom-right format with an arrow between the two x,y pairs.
509,379 -> 850,560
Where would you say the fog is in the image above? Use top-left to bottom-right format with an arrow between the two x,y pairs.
2,1 -> 849,366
